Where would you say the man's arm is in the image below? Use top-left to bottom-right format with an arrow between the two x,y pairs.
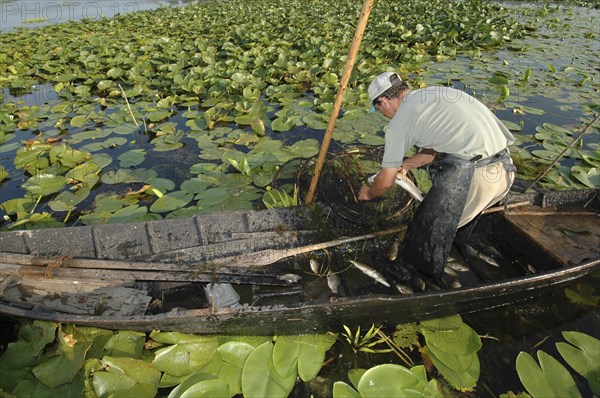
358,167 -> 399,201
399,149 -> 436,175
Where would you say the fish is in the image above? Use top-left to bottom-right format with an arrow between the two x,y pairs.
348,260 -> 390,288
367,173 -> 424,202
464,245 -> 500,267
449,279 -> 462,289
387,240 -> 399,261
327,272 -> 341,294
395,174 -> 424,202
446,261 -> 470,272
411,274 -> 426,291
279,274 -> 301,284
394,283 -> 414,295
309,258 -> 321,274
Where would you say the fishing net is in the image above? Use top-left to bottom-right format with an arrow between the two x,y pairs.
314,147 -> 417,226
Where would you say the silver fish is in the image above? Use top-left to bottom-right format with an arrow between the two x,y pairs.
327,272 -> 341,294
395,174 -> 424,202
446,261 -> 470,272
387,240 -> 399,261
411,274 -> 426,291
309,258 -> 321,274
280,274 -> 301,284
449,279 -> 462,289
395,283 -> 414,295
368,173 -> 424,202
464,245 -> 500,267
443,266 -> 459,278
348,260 -> 390,287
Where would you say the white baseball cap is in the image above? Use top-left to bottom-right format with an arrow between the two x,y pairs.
368,72 -> 402,112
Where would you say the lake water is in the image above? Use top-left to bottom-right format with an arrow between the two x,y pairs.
0,0 -> 192,32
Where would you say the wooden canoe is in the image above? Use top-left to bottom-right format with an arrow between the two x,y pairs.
0,189 -> 598,334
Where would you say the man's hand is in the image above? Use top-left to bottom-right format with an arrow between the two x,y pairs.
358,185 -> 372,201
358,167 -> 399,201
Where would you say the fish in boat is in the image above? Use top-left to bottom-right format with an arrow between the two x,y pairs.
394,283 -> 414,295
309,258 -> 321,274
327,272 -> 341,295
348,260 -> 390,287
465,245 -> 501,267
446,261 -> 470,273
387,239 -> 399,261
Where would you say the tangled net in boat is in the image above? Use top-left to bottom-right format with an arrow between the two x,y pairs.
314,147 -> 417,227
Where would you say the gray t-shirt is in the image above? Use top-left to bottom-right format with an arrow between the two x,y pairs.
382,87 -> 515,168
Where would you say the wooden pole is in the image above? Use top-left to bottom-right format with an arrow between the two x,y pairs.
305,0 -> 375,203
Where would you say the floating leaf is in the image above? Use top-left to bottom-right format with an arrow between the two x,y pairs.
22,174 -> 67,196
516,351 -> 581,398
356,364 -> 421,396
241,341 -> 296,398
556,332 -> 600,395
118,149 -> 146,168
150,191 -> 193,213
152,335 -> 219,377
93,356 -> 161,398
216,341 -> 254,395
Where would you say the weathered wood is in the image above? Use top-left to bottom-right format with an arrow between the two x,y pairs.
0,262 -> 299,286
0,275 -> 21,296
504,207 -> 600,267
2,278 -> 151,316
205,228 -> 403,267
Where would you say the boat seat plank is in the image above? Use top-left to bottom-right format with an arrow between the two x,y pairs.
504,207 -> 600,267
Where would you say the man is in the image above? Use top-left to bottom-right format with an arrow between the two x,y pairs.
358,71 -> 515,285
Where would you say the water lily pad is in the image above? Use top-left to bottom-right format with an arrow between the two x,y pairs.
48,188 -> 90,212
516,351 -> 580,398
118,149 -> 146,168
22,173 -> 67,196
0,165 -> 8,182
150,191 -> 193,213
93,356 -> 161,398
556,332 -> 600,395
570,166 -> 598,188
216,341 -> 254,395
152,336 -> 219,377
356,364 -> 421,396
195,187 -> 230,206
241,341 -> 296,398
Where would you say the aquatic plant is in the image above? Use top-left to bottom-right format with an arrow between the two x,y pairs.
0,0 -> 544,230
505,331 -> 600,397
0,321 -> 336,398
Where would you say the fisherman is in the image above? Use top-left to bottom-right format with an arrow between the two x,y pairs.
358,72 -> 516,285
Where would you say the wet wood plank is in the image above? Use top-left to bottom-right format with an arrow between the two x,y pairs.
504,207 -> 600,267
1,277 -> 152,316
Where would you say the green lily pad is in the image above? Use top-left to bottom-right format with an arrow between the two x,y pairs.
92,356 -> 161,398
22,173 -> 67,196
33,330 -> 93,389
150,191 -> 193,213
48,188 -> 90,212
556,332 -> 600,395
516,351 -> 580,398
332,381 -> 361,398
195,187 -> 230,206
571,166 -> 599,188
356,364 -> 421,396
103,331 -> 146,359
118,149 -> 146,168
241,341 -> 296,398
216,341 -> 255,395
0,165 -> 8,182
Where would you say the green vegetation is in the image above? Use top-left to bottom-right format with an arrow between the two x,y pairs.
4,0 -> 578,230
